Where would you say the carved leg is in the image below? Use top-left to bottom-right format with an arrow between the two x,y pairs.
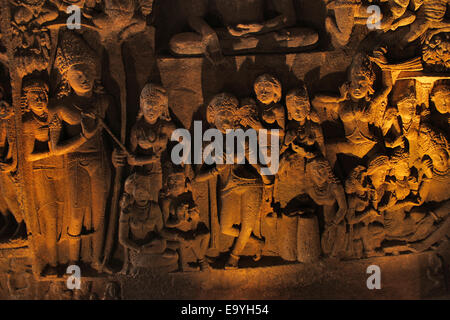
220,192 -> 241,238
67,207 -> 85,263
89,159 -> 111,271
169,32 -> 204,56
228,188 -> 262,263
404,17 -> 431,43
42,204 -> 58,268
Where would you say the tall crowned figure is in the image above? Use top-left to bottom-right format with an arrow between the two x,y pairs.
51,31 -> 117,271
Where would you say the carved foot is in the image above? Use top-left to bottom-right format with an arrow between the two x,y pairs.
224,254 -> 239,270
198,259 -> 211,271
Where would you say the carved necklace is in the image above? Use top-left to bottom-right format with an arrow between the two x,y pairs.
32,111 -> 48,125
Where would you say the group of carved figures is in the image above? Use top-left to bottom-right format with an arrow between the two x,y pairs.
0,0 -> 448,278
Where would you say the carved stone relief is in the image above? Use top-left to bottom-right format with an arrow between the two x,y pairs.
0,0 -> 448,299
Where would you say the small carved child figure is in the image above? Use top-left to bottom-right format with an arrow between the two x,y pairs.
345,165 -> 385,258
283,84 -> 325,157
160,168 -> 211,272
253,74 -> 286,132
119,172 -> 177,275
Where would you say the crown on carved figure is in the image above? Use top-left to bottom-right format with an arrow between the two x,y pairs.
55,32 -> 98,76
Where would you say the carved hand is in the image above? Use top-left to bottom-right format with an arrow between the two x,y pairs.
228,23 -> 264,37
112,148 -> 128,168
81,115 -> 99,139
339,82 -> 350,100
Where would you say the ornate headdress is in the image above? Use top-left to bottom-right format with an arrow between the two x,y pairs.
55,31 -> 98,76
139,83 -> 171,121
206,93 -> 239,125
20,78 -> 49,111
348,53 -> 376,95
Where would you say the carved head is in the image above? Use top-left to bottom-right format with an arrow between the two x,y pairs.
431,84 -> 450,114
164,172 -> 187,197
390,151 -> 410,180
175,202 -> 199,224
286,85 -> 310,123
366,155 -> 390,189
207,93 -> 241,133
431,147 -> 449,174
254,74 -> 282,105
306,158 -> 338,188
345,165 -> 368,196
21,78 -> 49,117
395,88 -> 416,122
55,32 -> 98,96
139,84 -> 170,124
124,173 -> 151,203
348,54 -> 375,100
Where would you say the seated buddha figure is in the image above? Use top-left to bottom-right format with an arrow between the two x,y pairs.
169,0 -> 319,64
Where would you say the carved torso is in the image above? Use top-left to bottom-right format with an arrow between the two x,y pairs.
209,0 -> 266,26
53,92 -> 109,154
127,202 -> 163,241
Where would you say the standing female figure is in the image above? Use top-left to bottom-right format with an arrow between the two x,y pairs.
22,78 -> 64,275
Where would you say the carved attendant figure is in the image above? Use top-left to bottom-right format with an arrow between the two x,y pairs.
161,170 -> 211,271
304,158 -> 348,257
22,79 -> 64,275
119,173 -> 176,275
195,93 -> 266,269
113,84 -> 176,203
0,88 -> 22,238
283,84 -> 325,157
313,51 -> 393,167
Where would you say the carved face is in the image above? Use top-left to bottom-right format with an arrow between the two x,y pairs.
214,110 -> 240,133
349,75 -> 371,99
255,81 -> 278,105
26,89 -> 48,116
133,180 -> 151,202
175,203 -> 199,223
393,160 -> 410,179
370,168 -> 388,189
140,95 -> 165,124
432,149 -> 449,173
431,91 -> 450,114
67,64 -> 95,95
286,95 -> 309,122
166,174 -> 186,196
397,98 -> 416,122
